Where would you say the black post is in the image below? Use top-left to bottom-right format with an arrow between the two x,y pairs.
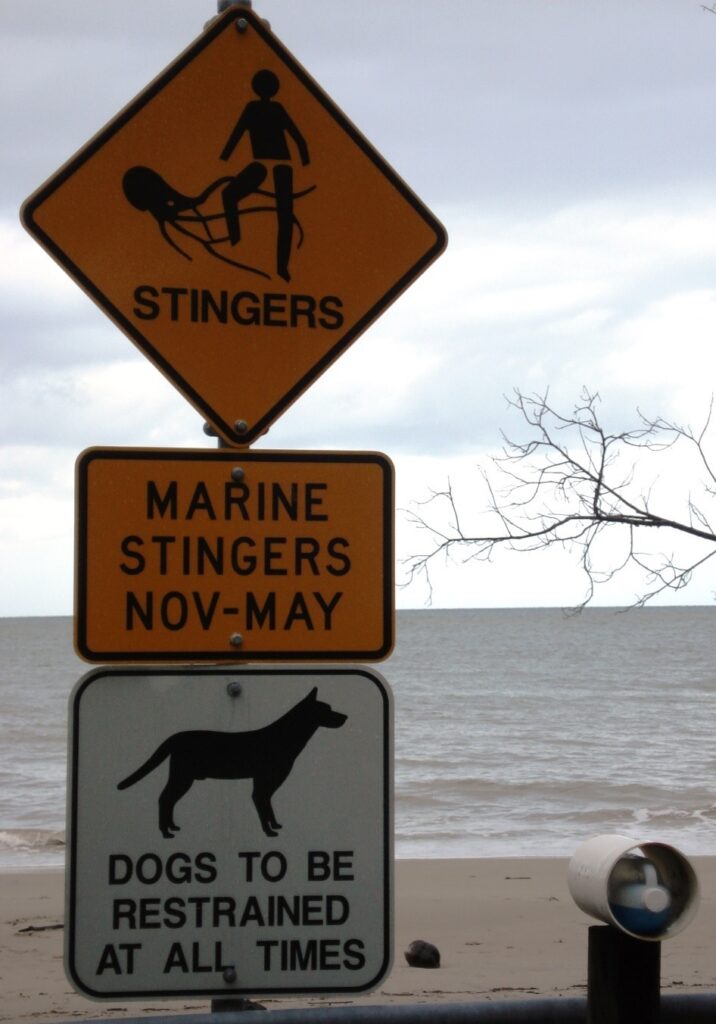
587,924 -> 661,1024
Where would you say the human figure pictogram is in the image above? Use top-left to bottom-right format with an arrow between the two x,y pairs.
220,68 -> 310,282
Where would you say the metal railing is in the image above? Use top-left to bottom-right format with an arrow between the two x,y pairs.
57,991 -> 716,1024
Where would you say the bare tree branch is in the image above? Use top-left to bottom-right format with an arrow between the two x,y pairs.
402,388 -> 716,608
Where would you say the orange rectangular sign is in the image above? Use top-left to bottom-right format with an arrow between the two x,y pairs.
75,449 -> 394,662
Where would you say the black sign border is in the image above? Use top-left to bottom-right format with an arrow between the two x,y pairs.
74,447 -> 394,663
21,8 -> 447,446
66,665 -> 393,999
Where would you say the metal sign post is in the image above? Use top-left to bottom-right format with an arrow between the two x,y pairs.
20,0 -> 447,1007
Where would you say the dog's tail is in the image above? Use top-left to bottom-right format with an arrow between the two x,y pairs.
117,739 -> 173,790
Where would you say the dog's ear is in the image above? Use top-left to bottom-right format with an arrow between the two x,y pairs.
306,687 -> 318,701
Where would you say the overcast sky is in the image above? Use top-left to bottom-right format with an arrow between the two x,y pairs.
4,0 -> 716,615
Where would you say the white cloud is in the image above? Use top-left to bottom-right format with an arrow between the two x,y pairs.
0,448 -> 75,615
7,1 -> 716,613
605,290 -> 716,415
0,220 -> 84,315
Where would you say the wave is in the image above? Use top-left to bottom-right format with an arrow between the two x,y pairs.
634,804 -> 716,826
0,831 -> 65,864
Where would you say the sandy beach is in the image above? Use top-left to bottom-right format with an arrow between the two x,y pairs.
2,857 -> 715,1021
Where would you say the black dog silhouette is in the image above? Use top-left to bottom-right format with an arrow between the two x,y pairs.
117,688 -> 347,838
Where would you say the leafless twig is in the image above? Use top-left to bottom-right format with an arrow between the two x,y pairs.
402,388 -> 716,608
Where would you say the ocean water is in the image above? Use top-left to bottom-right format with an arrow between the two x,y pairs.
2,608 -> 716,868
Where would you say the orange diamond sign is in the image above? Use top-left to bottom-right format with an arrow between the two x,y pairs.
21,7 -> 446,445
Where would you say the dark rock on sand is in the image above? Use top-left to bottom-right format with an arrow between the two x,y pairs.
211,998 -> 266,1011
405,939 -> 441,968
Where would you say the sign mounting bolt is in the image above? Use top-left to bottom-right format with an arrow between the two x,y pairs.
223,965 -> 237,984
234,419 -> 249,435
229,632 -> 243,647
231,466 -> 245,482
226,681 -> 242,698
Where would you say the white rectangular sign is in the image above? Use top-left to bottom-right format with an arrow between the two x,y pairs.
66,667 -> 393,999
